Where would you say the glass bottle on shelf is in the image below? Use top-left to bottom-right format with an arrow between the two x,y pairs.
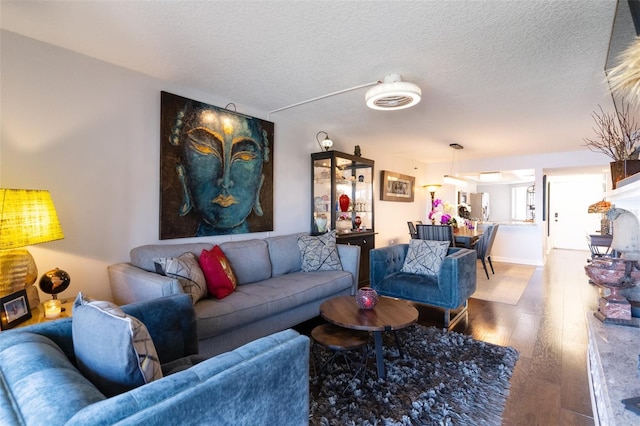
311,151 -> 375,236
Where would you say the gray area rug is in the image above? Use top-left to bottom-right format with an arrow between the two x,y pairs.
309,324 -> 519,425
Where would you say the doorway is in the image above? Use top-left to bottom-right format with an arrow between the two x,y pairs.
548,174 -> 606,250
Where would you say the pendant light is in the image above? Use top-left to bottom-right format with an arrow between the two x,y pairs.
443,143 -> 467,187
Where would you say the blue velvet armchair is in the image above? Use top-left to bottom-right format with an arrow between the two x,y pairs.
370,244 -> 477,329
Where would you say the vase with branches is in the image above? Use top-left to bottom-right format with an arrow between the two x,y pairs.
583,101 -> 640,188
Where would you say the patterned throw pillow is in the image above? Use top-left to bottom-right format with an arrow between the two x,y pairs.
401,239 -> 450,277
199,245 -> 237,299
72,292 -> 162,397
153,252 -> 207,304
297,231 -> 343,272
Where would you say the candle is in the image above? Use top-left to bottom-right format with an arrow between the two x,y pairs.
44,299 -> 62,319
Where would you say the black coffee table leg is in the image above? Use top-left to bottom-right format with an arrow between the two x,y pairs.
373,331 -> 385,379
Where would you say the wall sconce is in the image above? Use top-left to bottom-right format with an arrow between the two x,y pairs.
0,189 -> 65,308
316,131 -> 333,151
423,184 -> 441,210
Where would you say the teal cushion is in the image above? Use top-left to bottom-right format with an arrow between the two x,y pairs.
298,230 -> 343,272
401,239 -> 450,277
72,293 -> 163,397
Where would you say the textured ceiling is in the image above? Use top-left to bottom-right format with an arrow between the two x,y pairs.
0,1 -> 621,163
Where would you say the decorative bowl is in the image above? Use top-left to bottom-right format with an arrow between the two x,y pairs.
356,287 -> 378,310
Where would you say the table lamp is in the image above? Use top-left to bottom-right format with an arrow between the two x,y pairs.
0,189 -> 65,309
587,200 -> 611,235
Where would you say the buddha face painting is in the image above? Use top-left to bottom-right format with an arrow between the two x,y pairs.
160,92 -> 273,238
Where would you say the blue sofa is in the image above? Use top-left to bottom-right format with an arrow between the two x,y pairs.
0,294 -> 310,426
109,233 -> 360,357
370,244 -> 477,328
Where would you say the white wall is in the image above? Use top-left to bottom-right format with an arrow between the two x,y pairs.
0,31 -> 427,301
1,31 -> 615,299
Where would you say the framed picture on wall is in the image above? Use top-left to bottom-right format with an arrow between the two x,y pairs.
159,91 -> 274,239
0,289 -> 32,330
380,170 -> 415,202
458,191 -> 468,204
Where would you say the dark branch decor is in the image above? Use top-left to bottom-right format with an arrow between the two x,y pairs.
583,102 -> 640,161
310,324 -> 518,425
583,101 -> 640,188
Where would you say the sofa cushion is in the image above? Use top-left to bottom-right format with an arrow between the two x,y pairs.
297,231 -> 343,272
200,245 -> 237,299
265,233 -> 304,276
219,239 -> 272,285
72,293 -> 163,397
195,270 -> 353,339
401,239 -> 450,277
153,252 -> 208,304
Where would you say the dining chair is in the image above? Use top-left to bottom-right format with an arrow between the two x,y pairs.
407,221 -> 418,239
476,224 -> 500,279
416,224 -> 456,247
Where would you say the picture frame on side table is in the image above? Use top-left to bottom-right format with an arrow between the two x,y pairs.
1,289 -> 32,330
380,170 -> 415,202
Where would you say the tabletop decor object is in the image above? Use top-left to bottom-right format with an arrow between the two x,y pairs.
0,288 -> 32,330
356,287 -> 378,310
39,268 -> 71,319
585,258 -> 640,323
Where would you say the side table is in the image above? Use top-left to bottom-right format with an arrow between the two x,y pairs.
311,323 -> 369,381
17,298 -> 74,328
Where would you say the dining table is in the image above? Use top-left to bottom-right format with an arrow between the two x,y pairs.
454,227 -> 482,248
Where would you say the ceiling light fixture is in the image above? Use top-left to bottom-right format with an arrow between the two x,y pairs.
315,131 -> 333,151
365,74 -> 421,111
443,143 -> 467,187
479,171 -> 502,182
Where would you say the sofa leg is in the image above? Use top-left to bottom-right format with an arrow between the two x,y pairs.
444,301 -> 468,331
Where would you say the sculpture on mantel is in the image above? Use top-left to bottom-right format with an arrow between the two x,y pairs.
584,208 -> 640,324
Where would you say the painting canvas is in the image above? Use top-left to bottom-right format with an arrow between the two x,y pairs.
380,170 -> 415,202
160,92 -> 274,239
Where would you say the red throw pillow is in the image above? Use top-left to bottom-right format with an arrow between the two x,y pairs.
199,245 -> 237,299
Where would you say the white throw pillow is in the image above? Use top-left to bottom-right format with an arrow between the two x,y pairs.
401,239 -> 450,277
72,292 -> 162,397
153,252 -> 207,304
297,231 -> 343,272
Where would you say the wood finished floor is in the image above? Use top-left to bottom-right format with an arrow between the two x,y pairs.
415,249 -> 598,425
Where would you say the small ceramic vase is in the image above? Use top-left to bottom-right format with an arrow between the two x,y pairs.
356,287 -> 378,310
339,194 -> 350,212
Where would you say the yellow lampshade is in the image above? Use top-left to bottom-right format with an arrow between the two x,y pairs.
0,189 -> 64,250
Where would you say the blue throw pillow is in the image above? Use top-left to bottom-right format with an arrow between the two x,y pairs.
401,239 -> 450,277
72,293 -> 162,397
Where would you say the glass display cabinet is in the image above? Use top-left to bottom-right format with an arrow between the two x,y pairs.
311,151 -> 375,286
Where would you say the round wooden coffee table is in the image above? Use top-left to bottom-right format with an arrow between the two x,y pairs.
319,295 -> 418,379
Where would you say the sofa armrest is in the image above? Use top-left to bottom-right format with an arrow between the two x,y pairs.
120,294 -> 198,363
337,244 -> 361,294
108,262 -> 184,305
438,247 -> 477,301
67,329 -> 310,426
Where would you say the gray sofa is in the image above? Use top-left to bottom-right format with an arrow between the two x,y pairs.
109,232 -> 360,357
0,294 -> 310,426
